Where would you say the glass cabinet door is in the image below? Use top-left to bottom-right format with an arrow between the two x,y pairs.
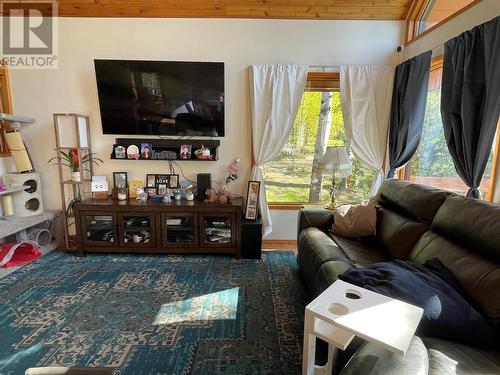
200,214 -> 235,247
118,213 -> 155,248
82,214 -> 116,245
161,213 -> 196,248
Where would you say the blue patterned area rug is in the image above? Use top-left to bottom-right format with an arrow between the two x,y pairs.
0,251 -> 307,375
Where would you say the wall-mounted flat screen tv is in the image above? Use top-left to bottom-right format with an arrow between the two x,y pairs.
94,60 -> 224,136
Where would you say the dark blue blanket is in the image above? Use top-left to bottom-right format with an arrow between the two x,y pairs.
338,259 -> 497,348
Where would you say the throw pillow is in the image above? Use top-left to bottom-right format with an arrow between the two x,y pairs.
331,195 -> 379,237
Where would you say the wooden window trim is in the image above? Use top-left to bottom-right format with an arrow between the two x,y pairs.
0,67 -> 13,157
405,0 -> 482,47
404,56 -> 499,202
267,72 -> 340,206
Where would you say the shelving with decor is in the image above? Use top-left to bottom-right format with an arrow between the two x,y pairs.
74,197 -> 242,257
110,138 -> 220,161
51,113 -> 98,249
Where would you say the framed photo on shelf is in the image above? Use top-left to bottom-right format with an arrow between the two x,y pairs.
179,144 -> 192,160
113,172 -> 128,188
169,174 -> 180,189
141,143 -> 152,159
146,174 -> 156,188
245,181 -> 261,221
157,184 -> 167,196
128,180 -> 144,198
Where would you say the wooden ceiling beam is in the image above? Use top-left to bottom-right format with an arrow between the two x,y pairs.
0,0 -> 413,20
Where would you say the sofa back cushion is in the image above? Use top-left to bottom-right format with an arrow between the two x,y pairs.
378,180 -> 451,224
431,195 -> 500,262
376,208 -> 428,259
409,230 -> 500,330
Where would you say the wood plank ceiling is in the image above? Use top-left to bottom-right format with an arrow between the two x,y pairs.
17,0 -> 414,20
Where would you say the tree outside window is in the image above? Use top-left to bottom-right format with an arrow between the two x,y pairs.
263,91 -> 374,205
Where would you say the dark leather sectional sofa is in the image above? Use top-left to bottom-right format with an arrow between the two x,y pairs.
297,179 -> 500,374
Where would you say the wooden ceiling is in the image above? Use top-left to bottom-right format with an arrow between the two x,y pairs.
4,0 -> 414,20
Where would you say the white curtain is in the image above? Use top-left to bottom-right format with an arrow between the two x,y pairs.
340,66 -> 395,196
249,64 -> 308,237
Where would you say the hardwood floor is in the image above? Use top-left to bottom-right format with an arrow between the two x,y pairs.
262,240 -> 297,254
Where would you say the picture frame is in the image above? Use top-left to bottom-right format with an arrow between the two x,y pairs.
169,174 -> 180,189
179,144 -> 192,160
128,180 -> 144,199
146,174 -> 156,188
157,184 -> 167,196
155,174 -> 169,188
156,174 -> 179,189
114,145 -> 126,159
245,181 -> 261,221
113,172 -> 128,189
141,143 -> 152,159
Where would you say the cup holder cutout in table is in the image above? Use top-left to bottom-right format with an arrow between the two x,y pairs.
328,303 -> 349,315
345,289 -> 362,300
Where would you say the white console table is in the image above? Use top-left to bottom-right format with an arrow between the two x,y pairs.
302,279 -> 423,375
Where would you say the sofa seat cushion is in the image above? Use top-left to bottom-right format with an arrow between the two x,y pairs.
329,233 -> 390,267
339,336 -> 429,375
424,338 -> 500,375
298,227 -> 348,295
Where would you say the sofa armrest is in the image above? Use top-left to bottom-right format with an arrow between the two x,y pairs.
297,208 -> 334,240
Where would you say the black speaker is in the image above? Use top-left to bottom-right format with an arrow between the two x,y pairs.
241,217 -> 262,259
197,173 -> 212,200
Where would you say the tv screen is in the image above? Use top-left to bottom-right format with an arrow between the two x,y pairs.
94,60 -> 225,136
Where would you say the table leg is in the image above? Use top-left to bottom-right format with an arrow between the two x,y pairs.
302,311 -> 316,375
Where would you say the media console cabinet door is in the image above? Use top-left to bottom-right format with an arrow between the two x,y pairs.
199,212 -> 237,248
160,212 -> 197,249
81,212 -> 117,246
117,212 -> 156,248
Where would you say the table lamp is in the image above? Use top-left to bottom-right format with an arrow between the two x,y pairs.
318,146 -> 352,210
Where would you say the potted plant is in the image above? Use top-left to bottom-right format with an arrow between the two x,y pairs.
48,148 -> 103,182
48,149 -> 103,217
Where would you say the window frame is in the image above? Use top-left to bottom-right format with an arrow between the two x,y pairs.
405,0 -> 481,46
0,67 -> 13,157
403,56 -> 500,202
268,71 -> 340,209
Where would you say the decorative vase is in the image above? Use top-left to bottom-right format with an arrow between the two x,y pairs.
71,171 -> 81,182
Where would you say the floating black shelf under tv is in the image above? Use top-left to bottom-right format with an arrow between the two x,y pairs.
110,138 -> 220,162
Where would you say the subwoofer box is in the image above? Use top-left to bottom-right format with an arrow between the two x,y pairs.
4,172 -> 44,216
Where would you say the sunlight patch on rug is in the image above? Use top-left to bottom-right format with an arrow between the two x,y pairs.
153,287 -> 239,325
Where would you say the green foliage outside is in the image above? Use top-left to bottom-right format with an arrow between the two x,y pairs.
263,91 -> 374,205
412,89 -> 494,186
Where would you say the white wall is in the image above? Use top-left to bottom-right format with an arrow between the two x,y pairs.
1,17 -> 402,226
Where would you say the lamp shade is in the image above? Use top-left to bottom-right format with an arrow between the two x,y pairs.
318,146 -> 352,176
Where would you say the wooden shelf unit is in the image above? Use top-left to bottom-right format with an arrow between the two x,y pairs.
75,197 -> 242,257
111,138 -> 220,161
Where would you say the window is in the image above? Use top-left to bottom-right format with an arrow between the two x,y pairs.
406,0 -> 479,44
406,58 -> 499,201
263,73 -> 374,206
0,67 -> 13,157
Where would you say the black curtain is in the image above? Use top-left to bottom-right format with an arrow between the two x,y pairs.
441,16 -> 500,198
387,50 -> 432,178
